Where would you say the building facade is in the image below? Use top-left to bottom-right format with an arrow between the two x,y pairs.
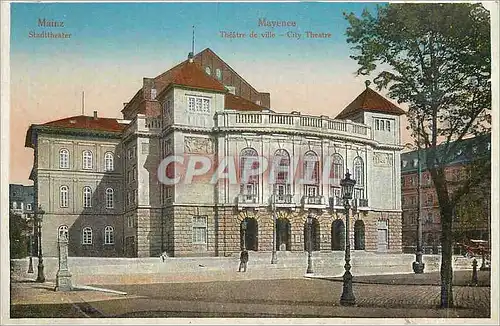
26,49 -> 405,257
9,184 -> 34,218
401,135 -> 491,254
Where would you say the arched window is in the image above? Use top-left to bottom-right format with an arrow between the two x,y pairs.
303,151 -> 319,185
353,156 -> 364,187
240,148 -> 259,184
58,225 -> 69,240
104,152 -> 114,171
82,227 -> 92,244
83,186 -> 92,208
59,149 -> 69,169
205,66 -> 211,75
273,149 -> 290,184
331,154 -> 344,185
104,226 -> 114,244
216,68 -> 222,80
60,185 -> 69,208
240,148 -> 259,201
82,150 -> 93,170
273,149 -> 291,202
105,188 -> 114,209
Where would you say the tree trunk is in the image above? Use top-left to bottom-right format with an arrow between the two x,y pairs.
440,207 -> 454,308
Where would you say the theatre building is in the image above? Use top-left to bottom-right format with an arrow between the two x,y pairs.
25,48 -> 405,257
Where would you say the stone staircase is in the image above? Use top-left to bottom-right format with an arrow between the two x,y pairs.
12,251 -> 476,284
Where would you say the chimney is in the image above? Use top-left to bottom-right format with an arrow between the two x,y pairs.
93,111 -> 98,119
188,52 -> 194,63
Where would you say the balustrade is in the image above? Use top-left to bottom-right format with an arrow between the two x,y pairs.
217,111 -> 371,139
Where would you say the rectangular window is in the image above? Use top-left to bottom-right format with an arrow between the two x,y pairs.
134,189 -> 138,204
132,167 -> 136,181
386,120 -> 391,131
187,96 -> 211,114
202,98 -> 210,112
375,119 -> 379,130
82,228 -> 92,245
141,142 -> 149,154
127,215 -> 134,228
82,151 -> 93,170
426,194 -> 433,205
188,97 -> 196,112
60,188 -> 69,208
195,98 -> 203,112
192,215 -> 207,244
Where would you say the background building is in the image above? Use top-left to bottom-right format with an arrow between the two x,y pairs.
25,49 -> 405,257
9,184 -> 34,218
401,134 -> 491,254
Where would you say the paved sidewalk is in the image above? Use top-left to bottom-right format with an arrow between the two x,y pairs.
9,273 -> 492,319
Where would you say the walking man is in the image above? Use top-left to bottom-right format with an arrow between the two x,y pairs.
238,249 -> 249,272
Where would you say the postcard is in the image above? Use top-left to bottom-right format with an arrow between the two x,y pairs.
1,0 -> 498,324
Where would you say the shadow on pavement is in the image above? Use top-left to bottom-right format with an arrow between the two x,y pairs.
320,270 -> 491,287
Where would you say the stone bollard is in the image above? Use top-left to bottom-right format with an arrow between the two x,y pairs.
55,235 -> 72,291
471,258 -> 478,286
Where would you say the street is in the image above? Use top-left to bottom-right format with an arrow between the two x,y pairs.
10,271 -> 491,319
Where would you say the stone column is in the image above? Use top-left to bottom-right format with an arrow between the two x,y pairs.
55,235 -> 72,292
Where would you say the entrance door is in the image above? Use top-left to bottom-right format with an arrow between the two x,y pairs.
241,218 -> 258,251
332,219 -> 345,251
377,220 -> 388,252
125,236 -> 136,257
276,218 -> 291,250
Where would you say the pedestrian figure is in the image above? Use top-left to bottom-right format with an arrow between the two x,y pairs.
160,251 -> 168,262
238,250 -> 249,272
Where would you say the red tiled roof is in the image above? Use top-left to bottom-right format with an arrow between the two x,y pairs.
168,60 -> 227,92
42,115 -> 126,132
225,93 -> 266,111
335,87 -> 405,119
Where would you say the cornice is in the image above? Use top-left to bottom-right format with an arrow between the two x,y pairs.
33,125 -> 123,139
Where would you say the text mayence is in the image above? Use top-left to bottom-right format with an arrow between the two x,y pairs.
258,18 -> 297,28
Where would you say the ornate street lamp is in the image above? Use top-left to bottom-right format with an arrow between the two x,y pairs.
27,212 -> 34,274
242,220 -> 248,250
306,212 -> 314,274
36,205 -> 46,283
340,170 -> 356,306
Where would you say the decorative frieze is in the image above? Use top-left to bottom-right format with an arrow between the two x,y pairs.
184,136 -> 213,154
373,152 -> 393,167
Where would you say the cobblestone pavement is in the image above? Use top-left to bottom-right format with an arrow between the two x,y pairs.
10,276 -> 493,319
88,278 -> 491,318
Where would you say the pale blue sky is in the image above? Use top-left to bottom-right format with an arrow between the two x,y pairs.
10,1 -> 391,184
11,2 -> 381,61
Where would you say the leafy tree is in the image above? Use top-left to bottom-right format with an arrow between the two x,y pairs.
344,3 -> 491,308
10,212 -> 29,259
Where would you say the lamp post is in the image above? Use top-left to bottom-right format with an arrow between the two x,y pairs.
36,206 -> 46,283
271,198 -> 278,264
306,212 -> 314,274
412,125 -> 425,274
27,212 -> 34,273
242,220 -> 248,250
340,170 -> 356,306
